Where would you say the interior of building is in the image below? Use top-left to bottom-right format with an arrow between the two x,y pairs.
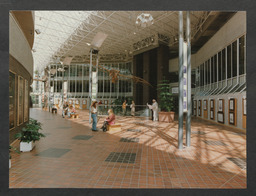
9,11 -> 246,189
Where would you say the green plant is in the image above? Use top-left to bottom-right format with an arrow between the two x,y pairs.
9,145 -> 20,159
15,118 -> 45,143
157,79 -> 174,112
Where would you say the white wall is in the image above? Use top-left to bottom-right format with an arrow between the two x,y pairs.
9,13 -> 34,77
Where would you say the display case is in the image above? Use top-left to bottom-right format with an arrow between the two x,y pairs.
217,99 -> 224,123
198,100 -> 201,116
242,98 -> 246,129
228,98 -> 236,126
218,112 -> 224,123
24,79 -> 29,122
18,76 -> 24,125
193,100 -> 197,116
210,99 -> 215,120
203,100 -> 208,118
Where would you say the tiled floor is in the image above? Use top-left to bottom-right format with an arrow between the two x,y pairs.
9,108 -> 246,188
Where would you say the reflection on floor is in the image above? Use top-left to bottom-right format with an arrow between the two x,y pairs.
9,108 -> 246,188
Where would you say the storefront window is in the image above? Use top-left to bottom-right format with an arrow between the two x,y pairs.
218,52 -> 222,81
239,35 -> 245,75
24,80 -> 29,122
232,40 -> 237,77
18,76 -> 24,125
9,72 -> 15,129
214,55 -> 217,83
221,49 -> 226,80
227,45 -> 231,79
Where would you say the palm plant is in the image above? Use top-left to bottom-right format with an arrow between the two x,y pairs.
157,79 -> 174,112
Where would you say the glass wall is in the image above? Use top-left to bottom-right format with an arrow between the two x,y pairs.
196,34 -> 246,89
50,61 -> 133,97
18,76 -> 24,125
9,72 -> 15,129
24,80 -> 29,122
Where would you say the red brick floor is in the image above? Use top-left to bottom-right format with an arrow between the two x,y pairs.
9,108 -> 246,188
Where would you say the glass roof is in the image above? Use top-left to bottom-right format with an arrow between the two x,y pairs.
32,11 -> 210,73
33,11 -> 94,72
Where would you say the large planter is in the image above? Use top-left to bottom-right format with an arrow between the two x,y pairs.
158,111 -> 175,123
20,141 -> 35,152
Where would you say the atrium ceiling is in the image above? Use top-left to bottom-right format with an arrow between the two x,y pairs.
32,11 -> 235,72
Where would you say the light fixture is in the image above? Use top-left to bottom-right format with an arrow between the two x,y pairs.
135,13 -> 154,28
35,29 -> 41,34
133,32 -> 136,35
86,43 -> 91,46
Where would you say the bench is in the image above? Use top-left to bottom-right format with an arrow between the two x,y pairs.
107,124 -> 121,132
70,113 -> 79,119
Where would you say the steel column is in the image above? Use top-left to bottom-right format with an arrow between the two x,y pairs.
89,49 -> 92,124
178,11 -> 184,150
186,11 -> 191,147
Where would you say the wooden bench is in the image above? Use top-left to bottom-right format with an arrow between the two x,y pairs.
107,124 -> 121,132
70,113 -> 79,119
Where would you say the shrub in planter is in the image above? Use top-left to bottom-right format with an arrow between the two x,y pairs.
157,79 -> 175,123
9,145 -> 20,169
15,118 -> 45,152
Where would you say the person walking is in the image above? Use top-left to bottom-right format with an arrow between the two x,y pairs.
147,99 -> 159,121
122,100 -> 127,116
101,109 -> 115,132
91,100 -> 98,131
130,100 -> 135,117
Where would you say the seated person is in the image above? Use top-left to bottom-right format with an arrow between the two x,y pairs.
62,102 -> 69,118
101,109 -> 115,132
52,105 -> 58,113
68,105 -> 76,118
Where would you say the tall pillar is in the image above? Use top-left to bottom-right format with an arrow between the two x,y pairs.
186,11 -> 191,147
178,11 -> 184,150
89,49 -> 92,124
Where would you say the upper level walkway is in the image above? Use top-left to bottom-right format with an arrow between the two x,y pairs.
9,108 -> 246,188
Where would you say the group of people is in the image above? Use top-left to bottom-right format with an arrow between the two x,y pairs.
62,102 -> 77,118
91,100 -> 115,132
122,100 -> 135,116
90,99 -> 159,132
61,98 -> 159,132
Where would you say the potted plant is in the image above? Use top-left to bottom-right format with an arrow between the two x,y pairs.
9,145 -> 20,169
15,118 -> 45,152
157,79 -> 175,123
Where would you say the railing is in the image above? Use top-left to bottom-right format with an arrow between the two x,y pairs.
97,104 -> 151,117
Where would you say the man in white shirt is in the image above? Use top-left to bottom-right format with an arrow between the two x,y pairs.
147,99 -> 158,121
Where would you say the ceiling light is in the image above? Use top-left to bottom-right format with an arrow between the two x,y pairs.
86,43 -> 91,46
134,32 -> 136,35
135,13 -> 154,28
